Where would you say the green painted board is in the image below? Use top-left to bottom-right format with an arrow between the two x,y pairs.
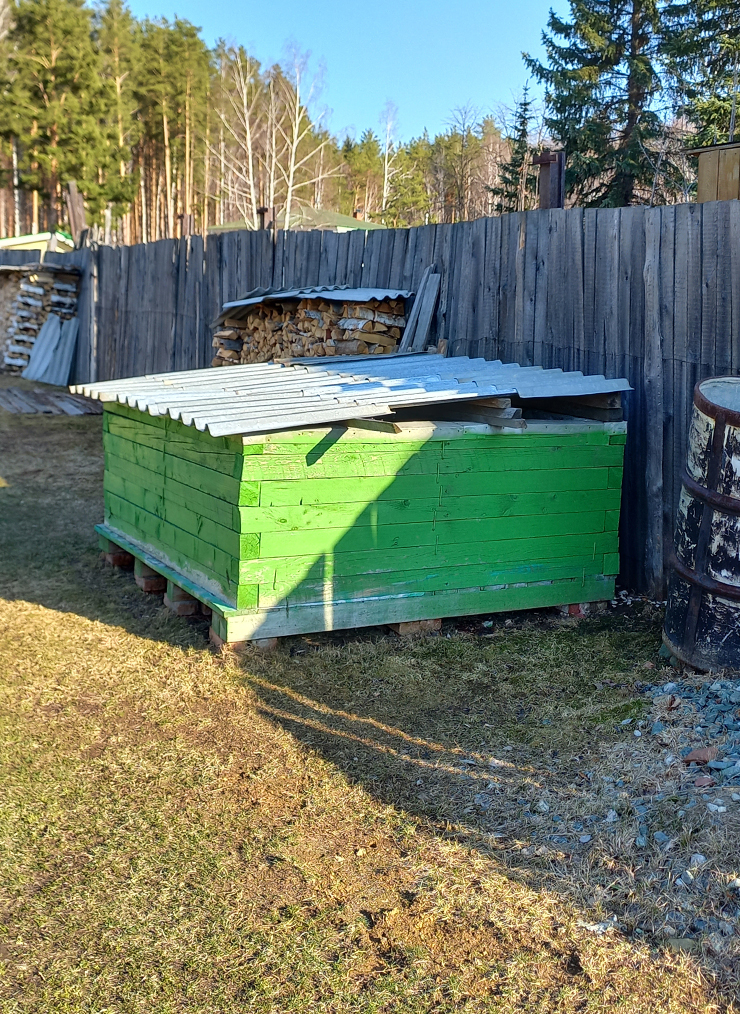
257,510 -> 612,559
236,488 -> 621,534
104,492 -> 258,607
104,453 -> 241,530
104,473 -> 254,558
258,467 -> 611,506
104,431 -> 259,506
238,531 -> 620,584
106,411 -> 246,477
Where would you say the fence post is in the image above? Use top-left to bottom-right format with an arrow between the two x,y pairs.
643,207 -> 664,598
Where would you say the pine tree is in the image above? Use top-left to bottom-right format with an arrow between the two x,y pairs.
341,130 -> 383,218
492,88 -> 539,213
0,0 -> 117,229
525,0 -> 666,206
95,0 -> 139,221
133,17 -> 209,238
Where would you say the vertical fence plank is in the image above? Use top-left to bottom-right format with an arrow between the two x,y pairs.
432,223 -> 456,350
531,211 -> 549,368
388,229 -> 409,288
659,207 -> 677,559
567,209 -> 585,373
581,209 -> 598,377
701,201 -> 719,372
318,230 -> 338,287
544,210 -> 567,371
375,229 -> 395,289
714,201 -> 732,378
360,229 -> 383,287
347,229 -> 366,287
482,216 -> 501,361
451,222 -> 475,358
498,212 -> 519,364
643,207 -> 664,597
519,212 -> 541,367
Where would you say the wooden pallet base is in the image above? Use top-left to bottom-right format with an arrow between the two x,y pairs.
96,523 -> 617,647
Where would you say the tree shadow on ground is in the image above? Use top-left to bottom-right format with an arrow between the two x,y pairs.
2,401 -> 740,986
234,616 -> 740,969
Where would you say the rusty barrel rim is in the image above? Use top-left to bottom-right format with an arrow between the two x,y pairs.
694,376 -> 740,427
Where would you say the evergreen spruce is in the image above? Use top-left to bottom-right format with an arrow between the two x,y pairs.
492,88 -> 539,213
525,0 -> 666,206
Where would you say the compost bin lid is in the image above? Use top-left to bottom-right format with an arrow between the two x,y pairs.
72,354 -> 632,439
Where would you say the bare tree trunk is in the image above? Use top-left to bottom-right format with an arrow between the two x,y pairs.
162,105 -> 173,237
281,63 -> 303,230
140,149 -> 148,242
11,137 -> 20,237
185,71 -> 192,216
155,169 -> 162,241
381,102 -> 398,215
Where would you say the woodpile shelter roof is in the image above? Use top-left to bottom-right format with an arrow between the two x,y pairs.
73,353 -> 631,439
215,285 -> 414,325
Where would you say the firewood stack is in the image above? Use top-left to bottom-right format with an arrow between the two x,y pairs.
1,265 -> 80,374
211,296 -> 406,366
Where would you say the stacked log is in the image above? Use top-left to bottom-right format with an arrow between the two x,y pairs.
1,265 -> 80,374
212,296 -> 406,367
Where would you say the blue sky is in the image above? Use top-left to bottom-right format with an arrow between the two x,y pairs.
126,0 -> 570,142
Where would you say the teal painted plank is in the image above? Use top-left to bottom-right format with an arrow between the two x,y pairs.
103,511 -> 241,606
218,574 -> 617,641
96,523 -> 237,613
259,555 -> 608,607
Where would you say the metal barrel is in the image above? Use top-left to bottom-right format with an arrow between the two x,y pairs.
664,377 -> 740,671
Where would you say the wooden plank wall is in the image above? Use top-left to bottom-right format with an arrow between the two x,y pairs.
30,201 -> 740,593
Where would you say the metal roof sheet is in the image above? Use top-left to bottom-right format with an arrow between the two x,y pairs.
216,285 -> 413,324
72,353 -> 631,439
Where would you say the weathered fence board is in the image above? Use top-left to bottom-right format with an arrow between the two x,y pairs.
18,200 -> 740,593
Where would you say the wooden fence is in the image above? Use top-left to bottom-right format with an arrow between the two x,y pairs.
3,201 -> 739,594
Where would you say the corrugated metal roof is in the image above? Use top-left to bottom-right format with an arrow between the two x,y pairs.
72,353 -> 631,439
216,285 -> 413,324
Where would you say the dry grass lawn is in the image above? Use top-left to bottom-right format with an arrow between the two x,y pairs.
0,377 -> 738,1012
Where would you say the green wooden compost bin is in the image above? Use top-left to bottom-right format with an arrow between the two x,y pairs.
97,401 -> 626,643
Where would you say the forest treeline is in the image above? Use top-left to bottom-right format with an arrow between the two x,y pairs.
0,0 -> 738,242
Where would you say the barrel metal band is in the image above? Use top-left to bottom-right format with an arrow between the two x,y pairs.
670,552 -> 740,603
681,469 -> 740,516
